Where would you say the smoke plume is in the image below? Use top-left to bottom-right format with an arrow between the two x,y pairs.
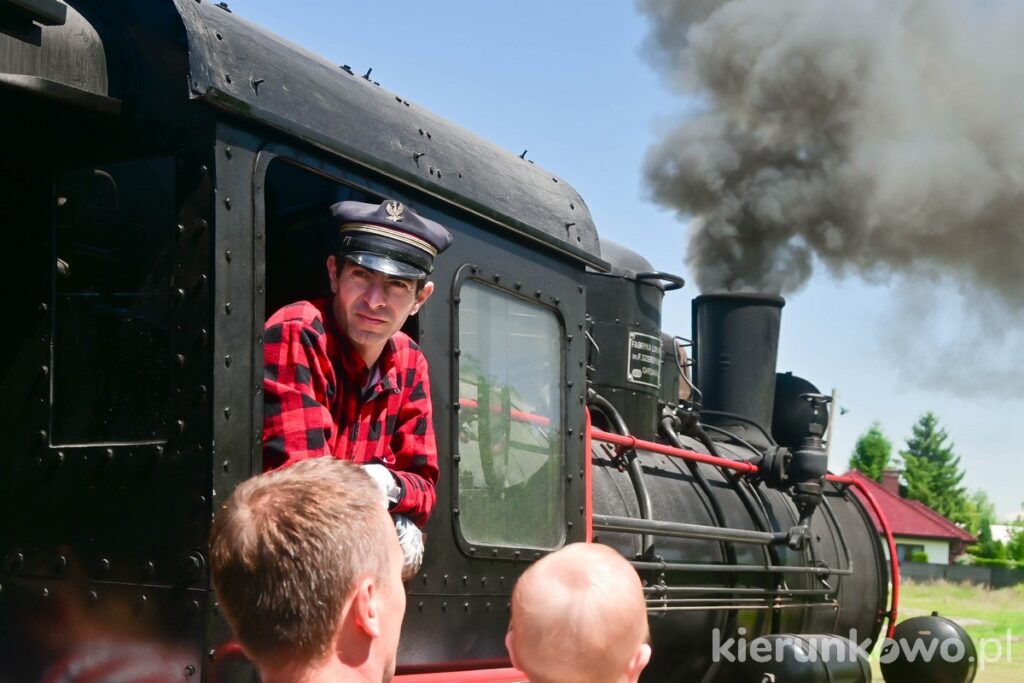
639,0 -> 1024,302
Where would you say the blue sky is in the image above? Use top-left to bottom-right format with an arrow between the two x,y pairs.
229,0 -> 1022,520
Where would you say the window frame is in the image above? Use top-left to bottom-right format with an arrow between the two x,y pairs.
49,156 -> 178,447
450,263 -> 569,556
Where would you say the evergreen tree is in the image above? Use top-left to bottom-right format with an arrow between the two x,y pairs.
900,412 -> 969,523
963,490 -> 996,538
848,422 -> 892,481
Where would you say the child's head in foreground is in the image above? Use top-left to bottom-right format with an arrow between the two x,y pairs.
506,543 -> 651,683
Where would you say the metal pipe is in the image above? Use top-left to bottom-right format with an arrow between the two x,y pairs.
827,474 -> 900,638
646,598 -> 816,605
680,416 -> 779,650
661,413 -> 775,683
593,514 -> 787,546
648,601 -> 838,613
698,409 -> 777,446
644,586 -> 834,596
659,415 -> 741,568
629,560 -> 853,576
589,427 -> 758,474
589,390 -> 654,556
700,423 -> 765,457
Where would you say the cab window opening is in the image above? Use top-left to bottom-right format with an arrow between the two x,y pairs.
263,158 -> 439,340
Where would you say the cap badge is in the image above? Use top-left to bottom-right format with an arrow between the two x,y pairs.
385,200 -> 405,222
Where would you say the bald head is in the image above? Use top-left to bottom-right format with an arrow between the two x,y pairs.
506,543 -> 651,683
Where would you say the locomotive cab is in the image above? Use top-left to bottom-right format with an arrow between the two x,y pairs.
1,2 -> 927,682
3,0 -> 601,677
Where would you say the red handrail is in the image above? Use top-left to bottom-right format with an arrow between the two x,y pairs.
587,427 -> 899,639
584,408 -> 594,542
826,474 -> 900,639
458,397 -> 552,427
207,641 -> 248,682
589,427 -> 759,474
393,668 -> 526,682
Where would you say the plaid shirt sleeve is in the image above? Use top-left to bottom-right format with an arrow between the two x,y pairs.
388,342 -> 439,526
262,303 -> 336,471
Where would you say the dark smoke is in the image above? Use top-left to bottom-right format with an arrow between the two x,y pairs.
638,0 -> 1024,303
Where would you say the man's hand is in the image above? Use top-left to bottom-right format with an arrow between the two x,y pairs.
362,463 -> 403,508
362,465 -> 422,578
393,514 -> 424,581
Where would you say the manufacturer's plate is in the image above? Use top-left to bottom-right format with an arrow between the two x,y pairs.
626,332 -> 662,389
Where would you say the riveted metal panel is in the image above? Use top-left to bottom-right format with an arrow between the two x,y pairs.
0,88 -> 216,678
202,122 -> 263,682
171,0 -> 606,273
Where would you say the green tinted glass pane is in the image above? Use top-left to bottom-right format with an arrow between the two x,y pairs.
457,281 -> 563,548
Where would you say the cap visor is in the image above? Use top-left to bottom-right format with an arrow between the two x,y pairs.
344,252 -> 426,280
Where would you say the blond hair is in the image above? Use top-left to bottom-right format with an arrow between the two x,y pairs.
209,458 -> 390,666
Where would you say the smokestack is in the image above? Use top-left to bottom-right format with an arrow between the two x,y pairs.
692,293 -> 784,449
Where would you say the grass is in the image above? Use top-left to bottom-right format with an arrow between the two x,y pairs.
869,579 -> 1023,683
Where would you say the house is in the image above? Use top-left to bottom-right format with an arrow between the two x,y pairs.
843,469 -> 977,565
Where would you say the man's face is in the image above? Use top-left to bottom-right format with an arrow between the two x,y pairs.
378,509 -> 407,682
327,257 -> 434,362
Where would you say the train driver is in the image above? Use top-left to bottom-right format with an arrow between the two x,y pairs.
262,199 -> 452,577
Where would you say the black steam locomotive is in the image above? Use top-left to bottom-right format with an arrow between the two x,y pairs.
1,2 -> 975,682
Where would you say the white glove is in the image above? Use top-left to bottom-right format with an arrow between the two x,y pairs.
393,513 -> 425,581
362,463 -> 402,508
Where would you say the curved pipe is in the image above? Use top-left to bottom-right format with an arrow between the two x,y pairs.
700,423 -> 765,457
635,270 -> 685,291
664,415 -> 756,682
660,416 -> 739,569
698,409 -> 777,446
828,474 -> 900,639
588,390 -> 654,557
686,420 -> 783,570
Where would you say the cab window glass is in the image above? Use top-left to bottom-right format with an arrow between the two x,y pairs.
457,280 -> 564,548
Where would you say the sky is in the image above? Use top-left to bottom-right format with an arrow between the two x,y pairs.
227,0 -> 1022,520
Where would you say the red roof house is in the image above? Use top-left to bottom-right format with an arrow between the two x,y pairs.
843,469 -> 976,565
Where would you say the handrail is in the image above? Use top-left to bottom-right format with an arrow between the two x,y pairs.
588,426 -> 899,640
590,427 -> 758,474
455,399 -> 899,641
593,513 -> 787,546
207,641 -> 248,682
827,474 -> 900,639
393,668 -> 526,682
458,397 -> 551,427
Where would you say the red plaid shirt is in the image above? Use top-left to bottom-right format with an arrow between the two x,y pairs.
263,299 -> 438,526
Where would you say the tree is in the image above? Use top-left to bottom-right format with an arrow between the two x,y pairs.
848,422 -> 892,481
900,412 -> 969,524
1007,528 -> 1024,563
965,490 -> 1002,559
962,490 -> 996,538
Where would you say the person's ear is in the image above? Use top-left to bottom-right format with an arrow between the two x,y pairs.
410,281 -> 434,315
625,642 -> 652,683
504,629 -> 519,670
352,576 -> 382,638
327,255 -> 340,293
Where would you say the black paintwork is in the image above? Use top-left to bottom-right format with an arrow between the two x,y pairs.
1,2 -> 891,682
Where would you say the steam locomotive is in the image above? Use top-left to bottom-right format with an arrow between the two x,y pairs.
1,1 -> 975,681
